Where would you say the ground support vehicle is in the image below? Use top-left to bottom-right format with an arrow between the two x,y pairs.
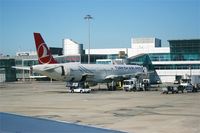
66,82 -> 91,93
162,86 -> 178,94
72,88 -> 91,93
123,78 -> 146,91
180,83 -> 197,93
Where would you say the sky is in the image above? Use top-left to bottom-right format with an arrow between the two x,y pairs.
0,0 -> 200,55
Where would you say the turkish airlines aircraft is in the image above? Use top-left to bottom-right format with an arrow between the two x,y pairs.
32,33 -> 145,89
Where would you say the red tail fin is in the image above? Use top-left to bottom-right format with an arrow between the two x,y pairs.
33,33 -> 57,64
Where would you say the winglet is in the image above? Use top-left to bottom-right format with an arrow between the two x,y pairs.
33,33 -> 57,64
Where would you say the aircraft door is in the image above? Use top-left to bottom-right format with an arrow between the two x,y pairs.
61,66 -> 65,76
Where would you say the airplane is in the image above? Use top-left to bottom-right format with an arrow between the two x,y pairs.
33,33 -> 147,89
16,33 -> 147,90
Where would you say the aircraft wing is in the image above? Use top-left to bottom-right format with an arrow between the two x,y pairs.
105,75 -> 124,81
12,66 -> 30,71
82,73 -> 94,77
39,65 -> 62,71
81,73 -> 95,81
124,72 -> 146,77
29,75 -> 47,78
105,72 -> 146,81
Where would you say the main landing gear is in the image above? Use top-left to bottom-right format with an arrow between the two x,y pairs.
107,81 -> 117,91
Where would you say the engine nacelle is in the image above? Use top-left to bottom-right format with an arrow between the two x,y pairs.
63,66 -> 83,82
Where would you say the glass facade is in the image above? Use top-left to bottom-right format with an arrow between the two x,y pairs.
154,64 -> 200,70
128,39 -> 200,71
0,59 -> 16,82
148,53 -> 200,62
130,53 -> 200,70
169,39 -> 200,54
169,39 -> 200,61
148,53 -> 171,61
146,39 -> 200,62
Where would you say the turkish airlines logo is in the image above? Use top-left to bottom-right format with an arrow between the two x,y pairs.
37,43 -> 52,64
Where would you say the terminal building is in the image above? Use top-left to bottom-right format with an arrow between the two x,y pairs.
85,38 -> 200,83
0,37 -> 199,84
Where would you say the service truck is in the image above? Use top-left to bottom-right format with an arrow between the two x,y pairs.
123,78 -> 145,91
123,78 -> 137,91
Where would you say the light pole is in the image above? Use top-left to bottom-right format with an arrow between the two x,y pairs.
84,15 -> 93,64
22,59 -> 25,82
189,65 -> 192,82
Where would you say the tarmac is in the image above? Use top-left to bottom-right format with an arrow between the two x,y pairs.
0,81 -> 200,133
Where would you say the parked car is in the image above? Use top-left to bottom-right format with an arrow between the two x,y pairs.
184,84 -> 193,92
180,83 -> 196,93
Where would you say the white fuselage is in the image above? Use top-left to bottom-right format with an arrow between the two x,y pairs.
32,63 -> 144,83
